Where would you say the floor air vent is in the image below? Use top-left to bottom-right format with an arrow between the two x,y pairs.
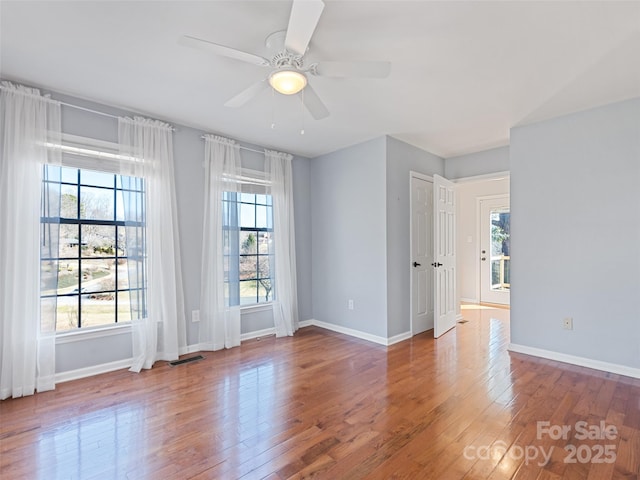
457,320 -> 469,324
169,355 -> 204,367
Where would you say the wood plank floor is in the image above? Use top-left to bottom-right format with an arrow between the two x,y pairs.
1,306 -> 639,479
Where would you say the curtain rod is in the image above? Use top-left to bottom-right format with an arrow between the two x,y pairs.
59,101 -> 120,120
60,101 -> 176,131
238,145 -> 264,155
199,135 -> 264,155
0,83 -> 115,117
2,83 -> 174,130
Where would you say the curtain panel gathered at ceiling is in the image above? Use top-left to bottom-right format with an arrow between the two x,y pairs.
200,137 -> 300,348
265,149 -> 299,337
0,81 -> 61,399
118,116 -> 186,372
200,134 -> 242,350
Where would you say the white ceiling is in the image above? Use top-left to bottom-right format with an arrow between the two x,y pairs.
1,1 -> 639,159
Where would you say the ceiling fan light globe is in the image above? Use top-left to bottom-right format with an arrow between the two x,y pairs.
269,70 -> 307,95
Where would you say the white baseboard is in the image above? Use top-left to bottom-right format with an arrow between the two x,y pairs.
303,319 -> 411,347
240,320 -> 319,340
460,297 -> 479,304
56,358 -> 133,384
456,314 -> 463,321
508,343 -> 640,379
241,327 -> 276,341
310,319 -> 388,345
387,331 -> 412,345
56,344 -> 212,383
179,344 -> 202,355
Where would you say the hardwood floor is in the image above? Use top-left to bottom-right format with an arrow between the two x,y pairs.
1,306 -> 639,479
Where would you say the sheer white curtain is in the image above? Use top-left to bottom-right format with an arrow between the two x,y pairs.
118,117 -> 186,372
265,150 -> 298,337
200,135 -> 242,350
0,82 -> 61,399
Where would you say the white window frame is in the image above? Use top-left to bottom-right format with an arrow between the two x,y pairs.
45,134 -> 140,342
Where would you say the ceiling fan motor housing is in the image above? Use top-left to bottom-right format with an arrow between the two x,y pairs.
271,51 -> 305,70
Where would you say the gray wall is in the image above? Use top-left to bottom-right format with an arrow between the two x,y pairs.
292,155 -> 313,322
510,97 -> 640,369
311,137 -> 388,337
171,125 -> 205,344
46,89 -> 313,373
445,146 -> 510,179
385,136 -> 444,337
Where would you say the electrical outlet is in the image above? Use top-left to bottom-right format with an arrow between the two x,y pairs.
348,299 -> 354,310
562,317 -> 573,330
192,310 -> 200,322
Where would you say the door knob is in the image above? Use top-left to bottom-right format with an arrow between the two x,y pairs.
413,262 -> 421,267
431,262 -> 443,267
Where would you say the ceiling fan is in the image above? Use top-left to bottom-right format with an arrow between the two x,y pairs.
178,0 -> 391,120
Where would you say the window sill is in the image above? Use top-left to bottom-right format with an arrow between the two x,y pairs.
56,323 -> 132,344
241,302 -> 274,314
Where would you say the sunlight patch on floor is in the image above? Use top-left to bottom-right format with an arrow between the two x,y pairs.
461,303 -> 503,310
460,303 -> 511,324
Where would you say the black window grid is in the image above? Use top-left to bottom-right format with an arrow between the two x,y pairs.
41,167 -> 145,330
222,191 -> 274,305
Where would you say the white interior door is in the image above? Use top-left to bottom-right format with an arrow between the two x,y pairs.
410,176 -> 434,335
433,174 -> 457,338
480,196 -> 510,305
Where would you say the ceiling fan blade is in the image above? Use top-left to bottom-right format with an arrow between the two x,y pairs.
225,79 -> 270,108
302,84 -> 329,120
312,61 -> 391,78
284,0 -> 325,56
179,35 -> 270,67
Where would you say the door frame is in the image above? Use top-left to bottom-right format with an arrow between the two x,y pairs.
409,171 -> 434,336
476,193 -> 510,304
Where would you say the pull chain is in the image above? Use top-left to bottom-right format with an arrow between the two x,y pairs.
300,88 -> 305,135
271,87 -> 276,129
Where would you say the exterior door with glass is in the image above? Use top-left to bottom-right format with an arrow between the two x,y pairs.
479,196 -> 510,305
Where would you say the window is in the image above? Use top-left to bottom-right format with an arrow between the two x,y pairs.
41,165 -> 145,332
223,191 -> 274,306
